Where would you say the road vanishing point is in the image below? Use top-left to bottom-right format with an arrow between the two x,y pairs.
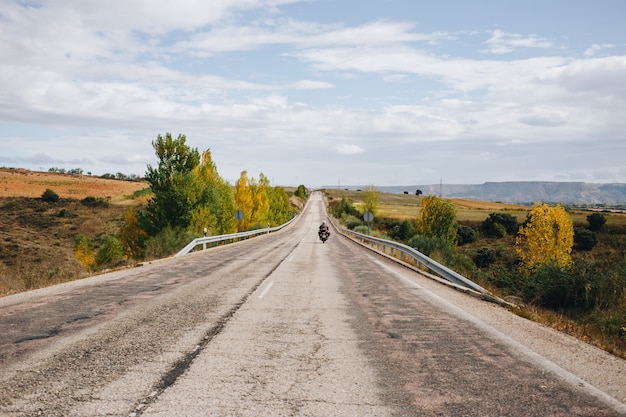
1,192 -> 625,416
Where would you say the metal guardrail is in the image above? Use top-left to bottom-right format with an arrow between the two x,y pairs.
175,215 -> 298,257
329,217 -> 489,295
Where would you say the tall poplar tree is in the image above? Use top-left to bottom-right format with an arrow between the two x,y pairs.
416,195 -> 457,246
516,202 -> 574,272
235,170 -> 253,230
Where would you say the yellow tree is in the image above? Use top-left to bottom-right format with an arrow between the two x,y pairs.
516,202 -> 574,272
120,206 -> 148,260
234,170 -> 253,230
191,150 -> 236,234
416,195 -> 457,246
74,235 -> 95,270
250,173 -> 270,227
363,184 -> 379,216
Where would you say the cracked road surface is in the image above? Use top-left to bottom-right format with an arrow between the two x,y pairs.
0,192 -> 625,416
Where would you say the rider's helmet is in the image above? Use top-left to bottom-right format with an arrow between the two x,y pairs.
322,220 -> 326,224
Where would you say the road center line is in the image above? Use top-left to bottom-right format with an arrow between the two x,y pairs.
258,281 -> 274,299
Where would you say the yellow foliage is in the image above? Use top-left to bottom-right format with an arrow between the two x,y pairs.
417,195 -> 457,244
120,207 -> 148,260
516,202 -> 574,272
74,235 -> 95,269
190,206 -> 217,235
235,171 -> 253,230
363,184 -> 380,216
250,173 -> 270,226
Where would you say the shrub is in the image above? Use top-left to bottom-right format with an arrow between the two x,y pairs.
145,227 -> 195,259
521,263 -> 592,310
474,247 -> 497,268
95,236 -> 124,269
393,220 -> 417,241
587,213 -> 606,231
353,225 -> 370,234
81,196 -> 109,207
407,234 -> 453,257
41,188 -> 60,203
457,225 -> 477,245
342,214 -> 363,230
574,227 -> 598,251
481,212 -> 518,237
74,234 -> 95,270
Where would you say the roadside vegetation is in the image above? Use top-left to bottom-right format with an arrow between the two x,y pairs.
0,133 -> 304,296
326,188 -> 626,359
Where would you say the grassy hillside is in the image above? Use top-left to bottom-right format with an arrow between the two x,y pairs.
0,169 -> 150,296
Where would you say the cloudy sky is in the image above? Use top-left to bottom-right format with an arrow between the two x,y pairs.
1,0 -> 625,187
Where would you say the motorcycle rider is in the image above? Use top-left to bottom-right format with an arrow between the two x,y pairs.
319,220 -> 330,239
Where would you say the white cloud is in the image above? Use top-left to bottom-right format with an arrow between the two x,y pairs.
483,29 -> 555,54
291,80 -> 334,90
335,144 -> 365,155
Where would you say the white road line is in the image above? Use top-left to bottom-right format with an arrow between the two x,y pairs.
258,281 -> 274,299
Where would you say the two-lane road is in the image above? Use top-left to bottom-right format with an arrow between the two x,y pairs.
1,192 -> 624,416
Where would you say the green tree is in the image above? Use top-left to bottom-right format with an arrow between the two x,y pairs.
363,184 -> 379,216
416,195 -> 457,246
294,185 -> 307,199
515,202 -> 574,273
140,133 -> 201,235
267,186 -> 293,226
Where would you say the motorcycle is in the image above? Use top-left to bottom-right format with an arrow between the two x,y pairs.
318,228 -> 330,243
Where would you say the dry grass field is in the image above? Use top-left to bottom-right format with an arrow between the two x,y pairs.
0,168 -> 147,202
0,169 -> 149,296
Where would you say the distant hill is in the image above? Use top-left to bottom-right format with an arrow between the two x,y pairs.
330,182 -> 626,205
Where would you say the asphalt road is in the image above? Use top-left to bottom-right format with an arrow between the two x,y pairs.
0,192 -> 624,416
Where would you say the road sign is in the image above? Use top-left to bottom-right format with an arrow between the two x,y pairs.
234,210 -> 244,220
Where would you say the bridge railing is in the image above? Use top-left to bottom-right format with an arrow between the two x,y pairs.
328,217 -> 501,300
176,216 -> 298,257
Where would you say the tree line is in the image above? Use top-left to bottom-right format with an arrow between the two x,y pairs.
76,133 -> 301,268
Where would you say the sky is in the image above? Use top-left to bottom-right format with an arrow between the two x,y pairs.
1,0 -> 625,187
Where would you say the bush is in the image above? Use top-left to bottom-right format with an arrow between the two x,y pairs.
353,225 -> 370,234
521,263 -> 592,310
394,220 -> 417,241
481,212 -> 518,237
587,213 -> 606,231
81,196 -> 109,207
145,227 -> 195,259
407,234 -> 453,257
41,188 -> 59,203
574,227 -> 598,251
342,214 -> 363,230
474,247 -> 497,268
95,236 -> 124,269
457,225 -> 477,245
